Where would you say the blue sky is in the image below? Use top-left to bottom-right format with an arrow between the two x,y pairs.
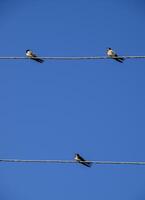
0,0 -> 145,199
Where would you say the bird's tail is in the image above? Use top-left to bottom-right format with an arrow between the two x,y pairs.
34,58 -> 44,63
81,161 -> 92,167
114,57 -> 124,63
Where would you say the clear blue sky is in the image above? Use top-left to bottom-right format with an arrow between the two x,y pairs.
0,0 -> 145,199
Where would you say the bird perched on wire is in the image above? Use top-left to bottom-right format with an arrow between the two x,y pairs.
74,153 -> 92,168
106,48 -> 125,63
26,50 -> 44,63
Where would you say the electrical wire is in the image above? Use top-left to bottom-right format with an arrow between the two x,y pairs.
0,159 -> 145,165
0,56 -> 144,60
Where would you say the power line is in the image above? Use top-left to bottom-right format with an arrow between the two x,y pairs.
0,159 -> 145,165
0,56 -> 145,60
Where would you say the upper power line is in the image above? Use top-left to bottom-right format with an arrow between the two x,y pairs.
0,56 -> 145,60
0,159 -> 145,166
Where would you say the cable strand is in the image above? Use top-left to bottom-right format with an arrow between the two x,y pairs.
0,56 -> 145,60
0,159 -> 145,165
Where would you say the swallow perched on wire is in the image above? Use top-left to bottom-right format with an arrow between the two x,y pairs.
26,50 -> 44,63
74,153 -> 92,167
106,48 -> 125,63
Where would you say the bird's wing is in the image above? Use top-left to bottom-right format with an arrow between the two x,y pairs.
31,53 -> 38,58
114,53 -> 119,57
78,155 -> 86,162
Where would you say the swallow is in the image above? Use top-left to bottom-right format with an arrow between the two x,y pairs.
106,48 -> 125,63
26,50 -> 44,63
74,153 -> 92,167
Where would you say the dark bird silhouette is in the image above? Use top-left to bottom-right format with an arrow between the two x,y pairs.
74,153 -> 92,167
106,48 -> 125,63
26,50 -> 44,63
